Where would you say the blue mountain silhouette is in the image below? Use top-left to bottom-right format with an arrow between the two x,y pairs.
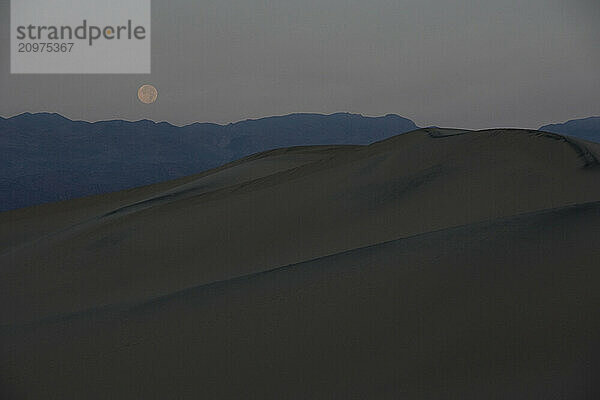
0,112 -> 418,211
540,117 -> 600,143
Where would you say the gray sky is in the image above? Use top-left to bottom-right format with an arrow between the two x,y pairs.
0,0 -> 599,129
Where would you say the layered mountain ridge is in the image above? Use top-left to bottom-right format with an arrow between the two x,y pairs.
0,112 -> 417,211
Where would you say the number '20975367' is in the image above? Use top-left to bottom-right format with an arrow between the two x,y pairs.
18,43 -> 74,53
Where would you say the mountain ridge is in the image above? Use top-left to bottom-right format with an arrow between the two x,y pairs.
0,112 -> 417,211
540,116 -> 600,143
4,111 -> 599,212
1,111 -> 412,128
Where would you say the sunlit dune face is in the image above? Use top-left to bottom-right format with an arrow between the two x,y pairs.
138,84 -> 158,104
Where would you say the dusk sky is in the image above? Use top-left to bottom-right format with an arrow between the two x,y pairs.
0,0 -> 599,129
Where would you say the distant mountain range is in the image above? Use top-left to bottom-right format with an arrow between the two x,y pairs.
0,112 -> 418,211
540,117 -> 600,142
3,112 -> 598,212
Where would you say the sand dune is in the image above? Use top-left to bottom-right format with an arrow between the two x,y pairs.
1,128 -> 599,398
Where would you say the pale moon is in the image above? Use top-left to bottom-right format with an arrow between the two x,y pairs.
137,84 -> 158,104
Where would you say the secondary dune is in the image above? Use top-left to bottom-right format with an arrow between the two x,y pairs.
1,128 -> 599,399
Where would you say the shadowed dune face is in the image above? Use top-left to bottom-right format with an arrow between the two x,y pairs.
1,129 -> 600,399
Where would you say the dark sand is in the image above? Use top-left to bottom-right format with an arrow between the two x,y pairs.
1,128 -> 599,398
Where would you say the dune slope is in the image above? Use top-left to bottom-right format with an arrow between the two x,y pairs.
1,128 -> 599,398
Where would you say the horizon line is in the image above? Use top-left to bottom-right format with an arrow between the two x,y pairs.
0,110 -> 418,129
0,110 -> 597,131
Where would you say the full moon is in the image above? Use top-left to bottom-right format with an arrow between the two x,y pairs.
137,84 -> 158,104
